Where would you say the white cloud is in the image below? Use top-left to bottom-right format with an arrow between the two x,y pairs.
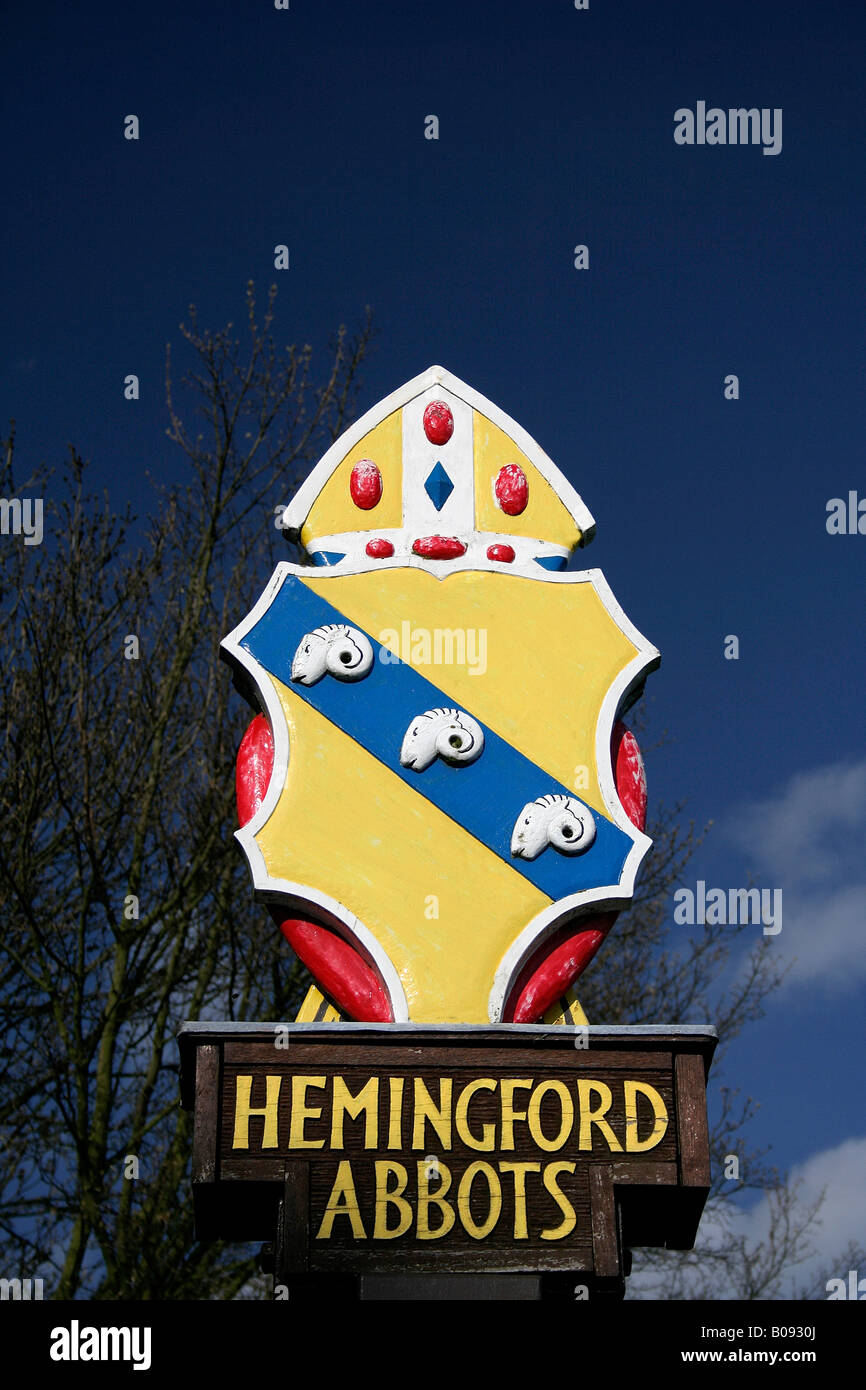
724,758 -> 866,992
789,1136 -> 866,1282
732,759 -> 866,886
630,1135 -> 866,1300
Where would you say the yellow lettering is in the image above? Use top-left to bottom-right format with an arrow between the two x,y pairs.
457,1161 -> 502,1240
454,1078 -> 496,1151
540,1162 -> 577,1240
388,1077 -> 404,1150
330,1076 -> 379,1149
412,1077 -> 452,1150
232,1074 -> 281,1150
289,1075 -> 327,1149
499,1162 -> 541,1239
577,1079 -> 622,1152
416,1160 -> 456,1240
624,1080 -> 668,1152
373,1161 -> 413,1239
499,1078 -> 534,1150
315,1160 -> 366,1239
527,1080 -> 573,1152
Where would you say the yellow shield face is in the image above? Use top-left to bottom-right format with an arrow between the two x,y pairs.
225,564 -> 657,1024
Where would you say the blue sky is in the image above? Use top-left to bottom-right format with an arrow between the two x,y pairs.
3,0 -> 864,1289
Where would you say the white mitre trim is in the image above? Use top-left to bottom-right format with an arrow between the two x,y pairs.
280,364 -> 597,544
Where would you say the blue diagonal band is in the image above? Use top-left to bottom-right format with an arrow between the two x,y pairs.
239,573 -> 635,900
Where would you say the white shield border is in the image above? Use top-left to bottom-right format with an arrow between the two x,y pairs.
222,559 -> 659,1023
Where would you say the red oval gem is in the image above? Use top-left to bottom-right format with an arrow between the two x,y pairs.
495,463 -> 528,516
350,459 -> 382,510
412,535 -> 466,560
365,538 -> 394,558
235,714 -> 274,829
423,400 -> 454,445
487,543 -> 515,563
611,722 -> 647,833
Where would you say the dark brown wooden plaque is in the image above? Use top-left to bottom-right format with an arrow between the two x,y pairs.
178,1023 -> 715,1283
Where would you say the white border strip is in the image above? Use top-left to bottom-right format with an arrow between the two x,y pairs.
224,560 -> 658,1027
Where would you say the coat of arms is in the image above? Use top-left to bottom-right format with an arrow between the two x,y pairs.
222,367 -> 658,1025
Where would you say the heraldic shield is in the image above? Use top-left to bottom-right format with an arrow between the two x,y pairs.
222,367 -> 659,1026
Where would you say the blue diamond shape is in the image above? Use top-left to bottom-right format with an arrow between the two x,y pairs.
424,461 -> 454,511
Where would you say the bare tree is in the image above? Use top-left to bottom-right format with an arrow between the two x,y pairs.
0,285 -> 371,1298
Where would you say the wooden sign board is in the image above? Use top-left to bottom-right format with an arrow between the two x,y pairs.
179,1022 -> 715,1285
